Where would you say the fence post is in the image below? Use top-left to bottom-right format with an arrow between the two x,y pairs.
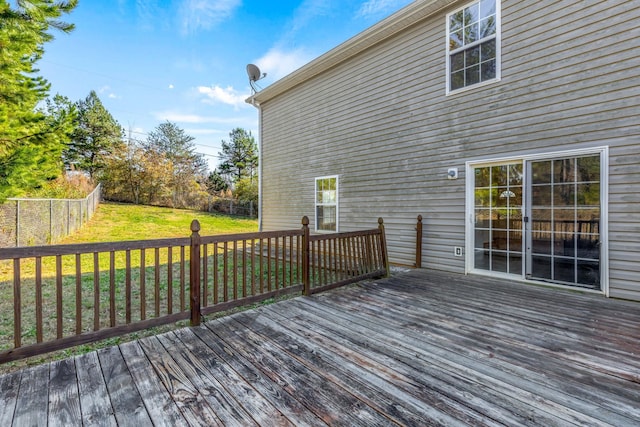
50,200 -> 53,244
189,219 -> 202,326
302,216 -> 310,296
15,200 -> 19,247
378,218 -> 390,277
415,215 -> 423,268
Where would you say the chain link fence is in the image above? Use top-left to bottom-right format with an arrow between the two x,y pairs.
205,197 -> 257,218
0,184 -> 102,247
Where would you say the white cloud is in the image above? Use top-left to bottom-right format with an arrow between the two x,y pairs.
255,47 -> 315,81
179,0 -> 241,35
196,85 -> 249,108
168,84 -> 174,89
356,0 -> 412,18
97,85 -> 120,99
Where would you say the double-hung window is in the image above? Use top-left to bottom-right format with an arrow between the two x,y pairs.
447,0 -> 500,93
315,176 -> 338,232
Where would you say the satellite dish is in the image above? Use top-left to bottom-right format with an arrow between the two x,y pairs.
246,64 -> 264,82
246,64 -> 266,93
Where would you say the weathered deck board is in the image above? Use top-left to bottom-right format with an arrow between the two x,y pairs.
136,336 -> 224,426
184,325 -> 327,426
48,358 -> 82,426
11,363 -> 49,426
97,345 -> 154,426
0,269 -> 639,426
118,340 -> 188,427
74,352 -> 118,427
0,370 -> 20,426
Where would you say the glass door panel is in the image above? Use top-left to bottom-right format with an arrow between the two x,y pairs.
473,163 -> 523,275
525,155 -> 601,289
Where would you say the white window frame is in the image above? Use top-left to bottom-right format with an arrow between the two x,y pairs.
314,175 -> 339,233
465,146 -> 609,296
446,0 -> 502,95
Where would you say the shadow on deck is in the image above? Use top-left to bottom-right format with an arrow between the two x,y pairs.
1,269 -> 639,426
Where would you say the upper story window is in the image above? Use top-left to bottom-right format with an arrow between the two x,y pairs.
446,0 -> 500,93
315,176 -> 338,232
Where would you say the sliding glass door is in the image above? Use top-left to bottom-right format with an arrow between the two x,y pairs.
471,153 -> 602,290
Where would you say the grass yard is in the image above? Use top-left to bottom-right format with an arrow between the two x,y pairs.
0,202 -> 259,373
61,202 -> 258,243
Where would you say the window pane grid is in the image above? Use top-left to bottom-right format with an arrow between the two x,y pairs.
448,0 -> 498,91
315,176 -> 338,232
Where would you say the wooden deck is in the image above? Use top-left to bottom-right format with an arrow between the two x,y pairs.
1,269 -> 639,426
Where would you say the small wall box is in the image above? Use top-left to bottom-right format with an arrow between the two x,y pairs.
447,168 -> 458,179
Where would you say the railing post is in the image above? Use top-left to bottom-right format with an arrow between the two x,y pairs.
378,218 -> 390,277
190,219 -> 202,326
302,216 -> 310,296
415,215 -> 423,268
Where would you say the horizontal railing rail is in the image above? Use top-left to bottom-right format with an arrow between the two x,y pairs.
0,216 -> 388,364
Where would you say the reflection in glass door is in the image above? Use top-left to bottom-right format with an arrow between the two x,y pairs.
471,153 -> 602,290
474,163 -> 523,275
526,155 -> 601,289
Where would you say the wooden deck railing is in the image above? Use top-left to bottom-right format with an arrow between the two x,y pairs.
0,216 -> 388,363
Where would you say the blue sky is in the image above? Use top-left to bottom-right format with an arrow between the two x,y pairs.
38,0 -> 414,170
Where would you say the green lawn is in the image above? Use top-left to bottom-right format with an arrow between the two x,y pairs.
62,202 -> 258,243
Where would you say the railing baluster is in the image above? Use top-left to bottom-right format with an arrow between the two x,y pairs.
267,238 -> 272,291
296,235 -> 301,283
56,255 -> 63,339
140,248 -> 146,321
223,242 -> 229,302
155,247 -> 161,317
242,239 -> 247,297
273,236 -> 280,290
180,246 -> 185,312
259,238 -> 264,294
126,250 -> 132,323
289,235 -> 294,288
13,259 -> 21,349
355,236 -> 363,275
282,236 -> 287,288
35,257 -> 43,343
250,239 -> 256,296
337,237 -> 342,280
202,244 -> 208,308
213,242 -> 219,305
233,241 -> 238,300
93,252 -> 100,331
75,254 -> 82,334
167,247 -> 173,315
109,251 -> 116,327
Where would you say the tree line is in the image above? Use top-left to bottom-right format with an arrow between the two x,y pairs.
0,1 -> 258,209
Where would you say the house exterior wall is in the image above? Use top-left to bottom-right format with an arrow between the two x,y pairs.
256,0 -> 640,300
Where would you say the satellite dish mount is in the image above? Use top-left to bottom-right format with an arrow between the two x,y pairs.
246,64 -> 266,94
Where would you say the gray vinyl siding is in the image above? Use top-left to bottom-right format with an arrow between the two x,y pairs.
258,0 -> 640,300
